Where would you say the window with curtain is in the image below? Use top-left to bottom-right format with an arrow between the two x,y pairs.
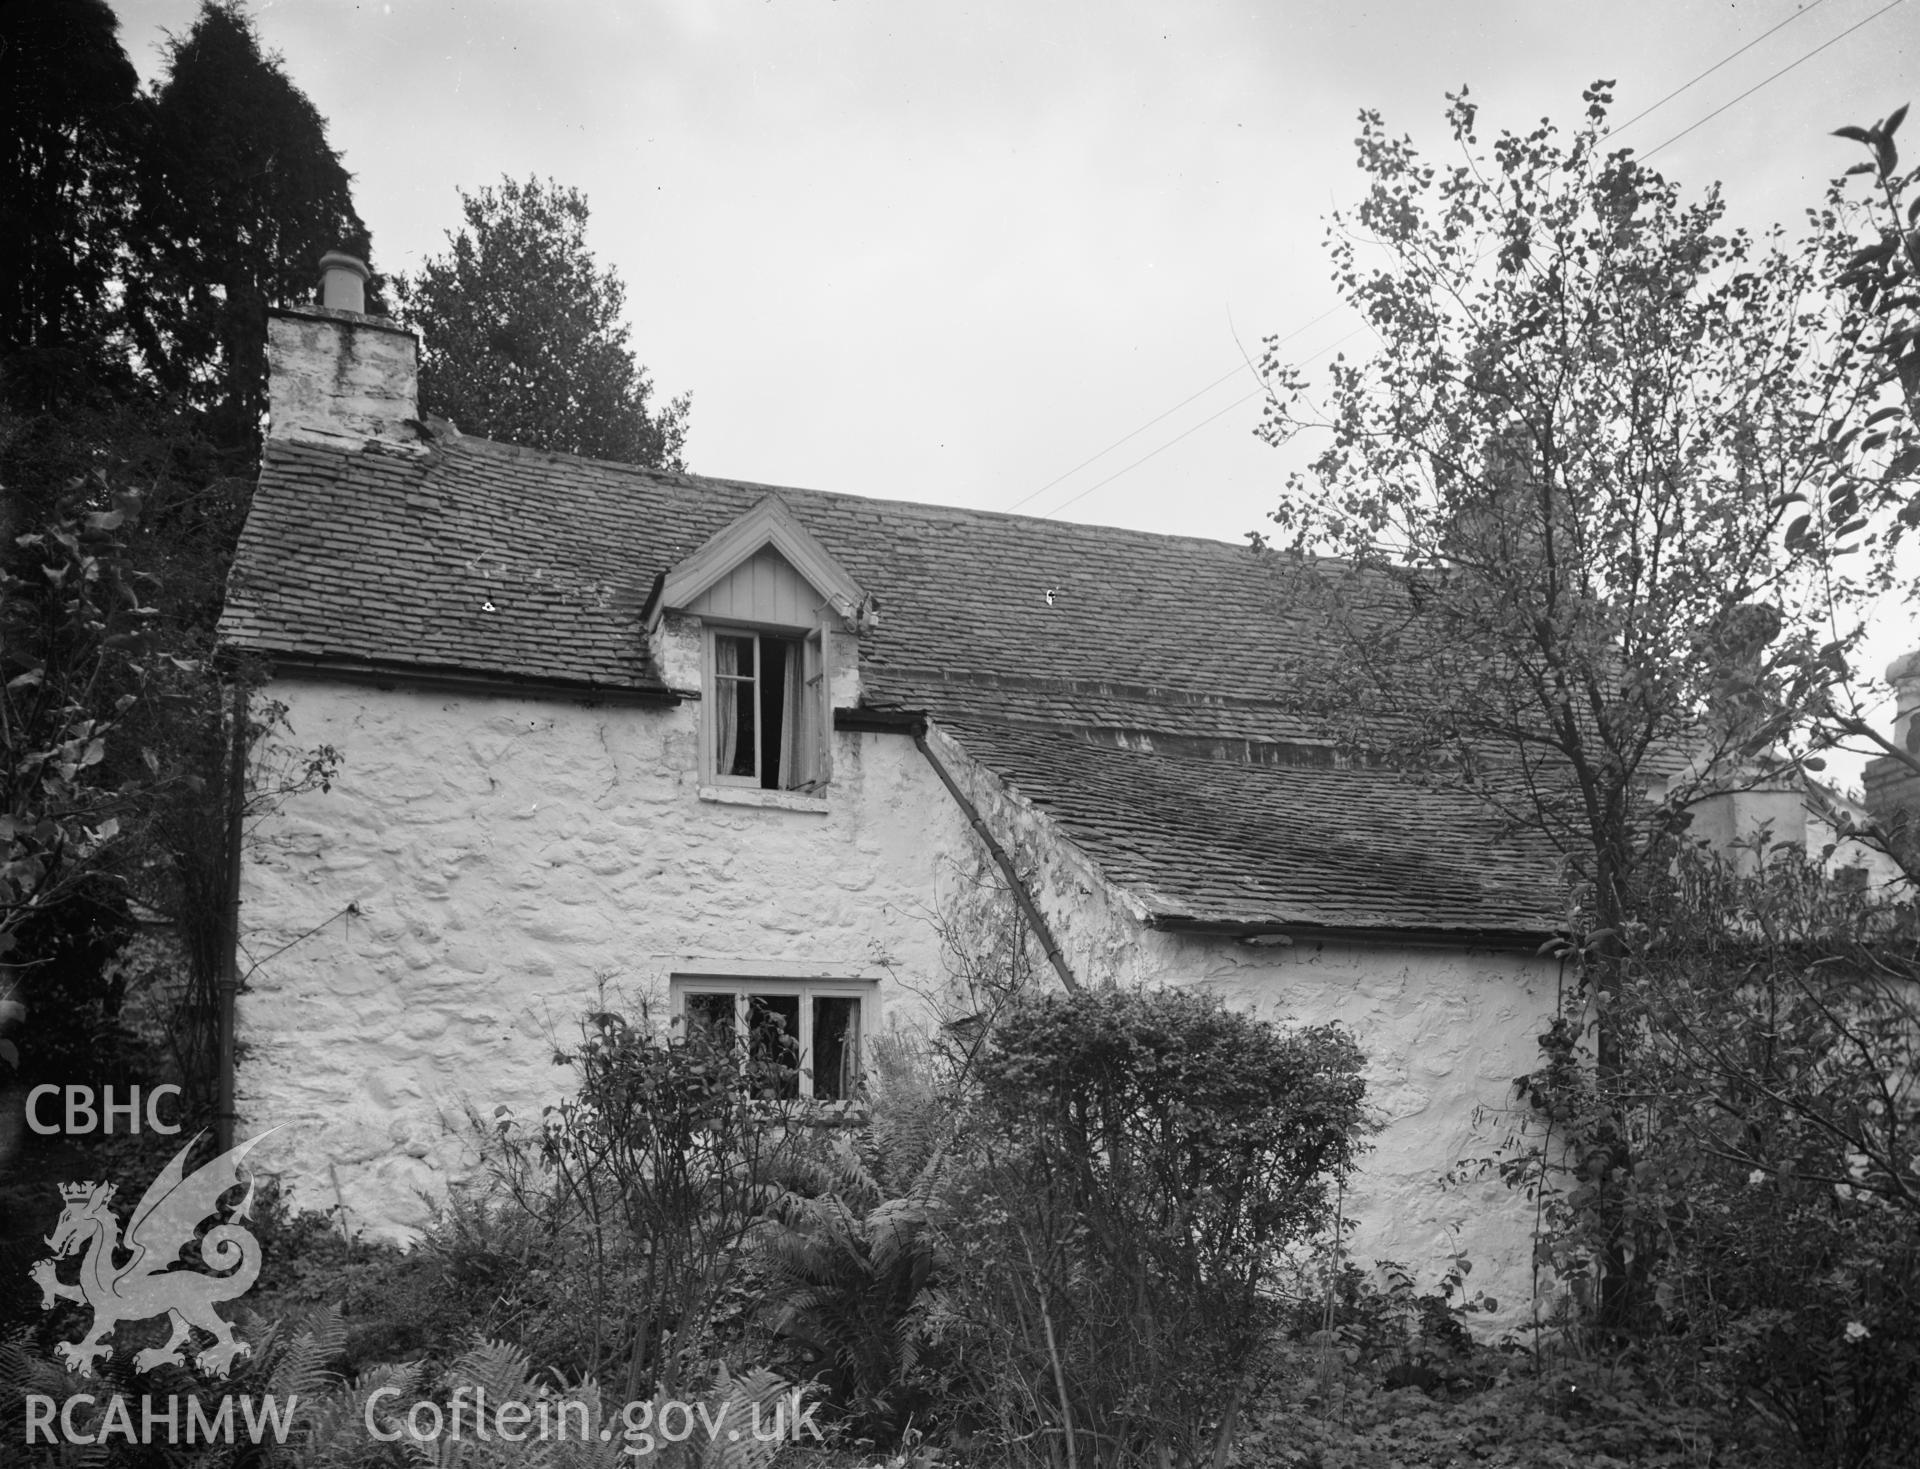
705,626 -> 828,791
672,978 -> 872,1102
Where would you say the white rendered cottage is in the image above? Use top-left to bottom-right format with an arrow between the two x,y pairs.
219,263 -> 1578,1308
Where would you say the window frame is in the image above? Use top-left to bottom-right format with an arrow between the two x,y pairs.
701,621 -> 830,793
669,975 -> 875,1102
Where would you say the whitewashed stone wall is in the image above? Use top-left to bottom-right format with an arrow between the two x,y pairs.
240,683 -> 1557,1317
238,680 -> 968,1232
926,727 -> 1558,1318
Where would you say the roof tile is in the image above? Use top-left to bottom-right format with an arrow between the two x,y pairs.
222,436 -> 1565,935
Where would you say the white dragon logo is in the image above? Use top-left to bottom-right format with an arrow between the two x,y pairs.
30,1130 -> 273,1378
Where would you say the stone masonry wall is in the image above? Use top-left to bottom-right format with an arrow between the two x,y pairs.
926,727 -> 1559,1318
241,682 -> 1558,1318
238,679 -> 969,1232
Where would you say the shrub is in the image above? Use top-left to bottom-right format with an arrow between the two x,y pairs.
494,1005 -> 814,1401
1294,1254 -> 1489,1388
939,986 -> 1370,1469
1622,850 -> 1920,1466
1484,844 -> 1920,1467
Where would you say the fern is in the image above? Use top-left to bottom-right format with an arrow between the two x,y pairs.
2,1309 -> 436,1469
421,1338 -> 553,1469
687,1365 -> 791,1469
775,1137 -> 881,1209
445,1338 -> 541,1411
0,1332 -> 109,1469
268,1305 -> 350,1410
287,1360 -> 423,1469
545,1374 -> 627,1469
393,1336 -> 642,1469
754,1158 -> 948,1437
863,1030 -> 955,1191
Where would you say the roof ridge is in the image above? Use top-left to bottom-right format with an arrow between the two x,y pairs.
440,435 -> 1300,557
938,713 -> 1350,765
874,664 -> 1313,713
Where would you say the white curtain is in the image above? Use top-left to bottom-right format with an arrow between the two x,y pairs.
715,634 -> 742,776
840,1000 -> 861,1099
778,645 -> 799,789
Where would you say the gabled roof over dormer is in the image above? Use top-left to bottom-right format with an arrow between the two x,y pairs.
647,494 -> 866,631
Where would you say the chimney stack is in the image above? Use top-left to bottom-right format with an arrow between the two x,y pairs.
1888,651 -> 1920,757
1863,649 -> 1920,840
265,250 -> 422,452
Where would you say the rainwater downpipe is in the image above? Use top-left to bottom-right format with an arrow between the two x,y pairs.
217,677 -> 246,1152
913,731 -> 1080,994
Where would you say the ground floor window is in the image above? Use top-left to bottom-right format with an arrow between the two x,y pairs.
672,977 -> 871,1101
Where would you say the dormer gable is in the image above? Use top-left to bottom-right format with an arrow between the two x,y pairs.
645,498 -> 867,789
648,494 -> 866,631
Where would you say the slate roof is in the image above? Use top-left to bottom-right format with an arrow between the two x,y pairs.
222,433 -> 1568,939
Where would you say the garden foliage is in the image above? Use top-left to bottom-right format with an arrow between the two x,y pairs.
1470,841 -> 1920,1466
1257,78 -> 1915,1351
938,988 -> 1369,1469
490,1006 -> 816,1401
751,1033 -> 953,1438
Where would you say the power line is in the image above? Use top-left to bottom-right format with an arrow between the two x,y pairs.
1004,303 -> 1346,514
1036,323 -> 1370,519
1643,0 -> 1908,160
1007,0 -> 1907,519
1609,0 -> 1835,138
1004,364 -> 1246,515
1038,389 -> 1265,519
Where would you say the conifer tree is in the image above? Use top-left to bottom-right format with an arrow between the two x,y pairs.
126,0 -> 372,454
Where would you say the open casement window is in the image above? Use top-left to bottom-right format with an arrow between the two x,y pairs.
651,496 -> 864,795
706,625 -> 830,791
674,978 -> 870,1102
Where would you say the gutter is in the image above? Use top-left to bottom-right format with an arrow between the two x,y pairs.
910,727 -> 1081,994
1147,913 -> 1559,954
834,706 -> 927,734
259,651 -> 682,706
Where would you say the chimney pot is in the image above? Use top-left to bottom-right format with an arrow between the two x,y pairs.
318,250 -> 371,313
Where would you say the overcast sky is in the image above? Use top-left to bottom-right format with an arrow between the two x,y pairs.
113,0 -> 1920,772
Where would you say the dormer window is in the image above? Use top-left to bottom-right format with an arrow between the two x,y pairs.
648,494 -> 867,808
708,626 -> 826,790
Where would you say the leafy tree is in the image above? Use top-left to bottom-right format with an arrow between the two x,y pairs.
1257,84 -> 1883,1327
1818,103 -> 1920,870
507,1007 -> 810,1397
0,488 -> 150,960
1828,104 -> 1920,482
0,488 -> 341,1167
125,0 -> 372,454
396,176 -> 689,467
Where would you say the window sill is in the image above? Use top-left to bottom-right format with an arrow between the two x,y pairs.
748,1097 -> 872,1127
697,785 -> 830,814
